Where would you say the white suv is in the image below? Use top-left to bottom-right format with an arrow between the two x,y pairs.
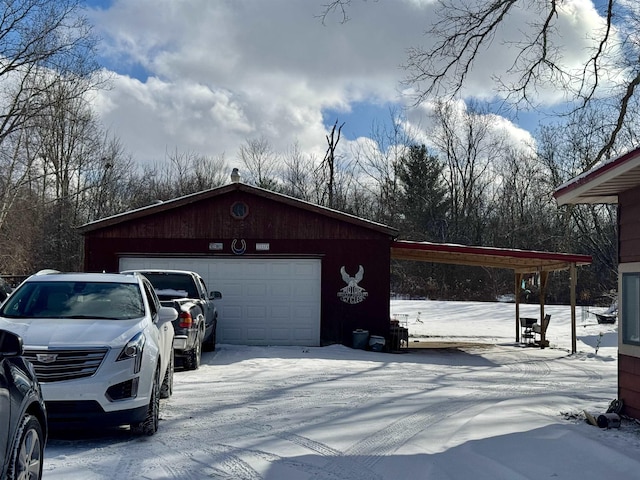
0,271 -> 176,435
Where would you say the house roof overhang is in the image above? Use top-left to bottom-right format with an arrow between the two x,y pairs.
554,147 -> 640,205
391,240 -> 592,274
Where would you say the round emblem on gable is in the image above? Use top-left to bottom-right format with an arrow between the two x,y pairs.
230,201 -> 249,219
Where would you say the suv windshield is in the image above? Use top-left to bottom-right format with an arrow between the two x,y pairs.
0,281 -> 145,320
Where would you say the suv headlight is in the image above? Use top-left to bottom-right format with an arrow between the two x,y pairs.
117,332 -> 146,373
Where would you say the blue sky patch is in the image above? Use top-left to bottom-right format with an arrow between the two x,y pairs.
323,101 -> 399,141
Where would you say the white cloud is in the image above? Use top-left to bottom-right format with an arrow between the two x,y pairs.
454,0 -> 624,104
402,99 -> 536,159
85,0 -> 612,167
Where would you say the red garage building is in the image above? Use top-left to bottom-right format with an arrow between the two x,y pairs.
80,176 -> 591,354
79,181 -> 398,347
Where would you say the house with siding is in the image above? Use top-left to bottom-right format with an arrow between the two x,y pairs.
554,146 -> 640,419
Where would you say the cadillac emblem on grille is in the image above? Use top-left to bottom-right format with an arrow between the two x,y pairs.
36,353 -> 58,364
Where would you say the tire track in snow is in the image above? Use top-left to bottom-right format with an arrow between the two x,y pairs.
202,442 -> 369,480
341,396 -> 474,470
275,432 -> 384,480
267,395 -> 480,478
468,348 -> 554,395
331,357 -> 562,473
181,444 -> 264,480
210,454 -> 261,480
49,345 -> 605,479
110,438 -> 199,480
212,354 -> 549,477
180,349 -> 600,479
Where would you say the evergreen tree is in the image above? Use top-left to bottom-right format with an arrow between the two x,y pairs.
396,145 -> 448,241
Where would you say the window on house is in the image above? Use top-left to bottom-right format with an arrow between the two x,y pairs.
622,272 -> 640,346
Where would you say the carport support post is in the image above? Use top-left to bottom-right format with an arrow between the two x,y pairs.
515,272 -> 522,343
539,271 -> 548,348
570,263 -> 577,354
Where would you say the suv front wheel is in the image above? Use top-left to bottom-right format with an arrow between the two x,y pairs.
134,368 -> 160,436
160,350 -> 174,398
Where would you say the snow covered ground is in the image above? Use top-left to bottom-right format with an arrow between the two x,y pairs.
43,300 -> 640,479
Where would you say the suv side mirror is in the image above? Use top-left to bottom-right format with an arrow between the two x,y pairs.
0,329 -> 23,357
158,306 -> 178,323
209,291 -> 222,300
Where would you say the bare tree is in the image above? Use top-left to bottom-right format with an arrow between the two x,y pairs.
320,1 -> 640,166
404,0 -> 640,165
82,135 -> 135,221
429,101 -> 504,244
0,1 -> 97,131
160,149 -> 228,197
116,150 -> 228,212
317,0 -> 353,24
314,120 -> 363,213
238,136 -> 279,189
0,0 -> 98,272
537,111 -> 618,293
28,73 -> 113,270
350,110 -> 415,226
281,142 -> 318,201
319,119 -> 345,209
488,146 -> 552,250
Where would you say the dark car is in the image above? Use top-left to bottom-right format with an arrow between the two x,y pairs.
0,329 -> 47,480
121,269 -> 221,370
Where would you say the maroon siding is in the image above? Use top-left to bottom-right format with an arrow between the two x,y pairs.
84,191 -> 389,241
617,187 -> 640,418
556,151 -> 640,420
619,353 -> 640,419
619,186 -> 640,263
81,186 -> 396,346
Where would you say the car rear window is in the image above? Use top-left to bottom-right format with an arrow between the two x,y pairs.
0,281 -> 145,320
142,273 -> 198,298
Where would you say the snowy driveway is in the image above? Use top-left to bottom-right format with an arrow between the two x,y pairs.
43,338 -> 640,479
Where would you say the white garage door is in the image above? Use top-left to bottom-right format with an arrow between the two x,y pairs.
119,256 -> 321,346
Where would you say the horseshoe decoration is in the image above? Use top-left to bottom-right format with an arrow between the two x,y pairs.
231,238 -> 247,255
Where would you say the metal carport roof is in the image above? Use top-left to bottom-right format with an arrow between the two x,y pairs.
391,241 -> 592,273
391,240 -> 592,353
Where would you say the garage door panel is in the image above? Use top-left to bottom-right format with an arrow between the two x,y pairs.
270,283 -> 291,297
294,262 -> 316,275
270,305 -> 290,319
247,305 -> 268,319
243,262 -> 269,278
245,283 -> 267,298
119,256 -> 320,346
293,305 -> 315,320
247,328 -> 268,342
294,282 -> 316,297
221,282 -> 244,298
271,328 -> 291,341
220,304 -> 242,320
294,328 -> 313,340
222,326 -> 243,341
213,262 -> 237,278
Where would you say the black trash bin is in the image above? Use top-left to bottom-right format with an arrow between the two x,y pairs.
352,329 -> 369,349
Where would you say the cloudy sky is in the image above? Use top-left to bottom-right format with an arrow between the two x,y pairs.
83,0 -> 612,169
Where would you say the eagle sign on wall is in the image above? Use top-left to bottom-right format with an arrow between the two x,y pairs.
338,265 -> 368,304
